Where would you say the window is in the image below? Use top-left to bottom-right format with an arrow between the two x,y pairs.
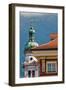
47,64 -> 51,72
28,70 -> 35,77
32,70 -> 35,77
30,57 -> 33,60
28,70 -> 31,77
47,62 -> 57,72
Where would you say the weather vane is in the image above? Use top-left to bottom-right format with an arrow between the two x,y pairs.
29,18 -> 34,28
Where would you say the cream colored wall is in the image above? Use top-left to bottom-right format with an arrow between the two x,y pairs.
26,50 -> 58,56
32,50 -> 57,56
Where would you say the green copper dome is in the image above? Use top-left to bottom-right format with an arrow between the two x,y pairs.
26,41 -> 39,49
25,26 -> 39,50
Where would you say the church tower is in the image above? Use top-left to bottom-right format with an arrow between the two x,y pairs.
24,26 -> 39,78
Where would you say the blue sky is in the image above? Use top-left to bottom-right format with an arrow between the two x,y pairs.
20,12 -> 58,63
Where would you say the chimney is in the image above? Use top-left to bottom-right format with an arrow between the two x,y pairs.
50,33 -> 57,40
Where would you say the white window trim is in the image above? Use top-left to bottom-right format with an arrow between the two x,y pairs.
46,61 -> 57,73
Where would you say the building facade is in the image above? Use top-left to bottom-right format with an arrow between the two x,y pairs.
24,26 -> 58,78
24,55 -> 40,77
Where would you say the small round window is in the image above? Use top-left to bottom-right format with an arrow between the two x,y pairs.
30,57 -> 33,60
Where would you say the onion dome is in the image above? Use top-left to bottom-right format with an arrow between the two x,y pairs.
25,26 -> 39,50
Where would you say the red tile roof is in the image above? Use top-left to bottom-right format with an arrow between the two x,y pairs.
32,33 -> 58,50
